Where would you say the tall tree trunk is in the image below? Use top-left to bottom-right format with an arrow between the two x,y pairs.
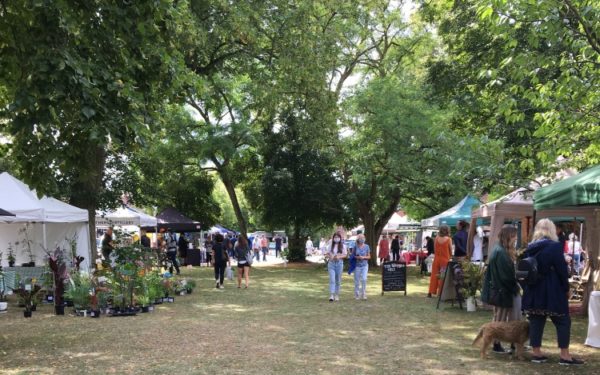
69,145 -> 106,267
357,191 -> 401,267
287,218 -> 306,262
220,172 -> 248,238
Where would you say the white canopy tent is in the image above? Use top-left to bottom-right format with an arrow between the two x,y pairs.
350,211 -> 420,235
96,206 -> 157,228
0,172 -> 92,269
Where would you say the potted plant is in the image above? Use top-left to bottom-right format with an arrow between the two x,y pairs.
0,289 -> 7,313
11,280 -> 43,318
7,244 -> 16,267
64,272 -> 92,316
18,225 -> 36,266
185,279 -> 196,294
162,276 -> 174,303
137,294 -> 151,313
0,254 -> 6,313
46,246 -> 69,315
460,260 -> 484,312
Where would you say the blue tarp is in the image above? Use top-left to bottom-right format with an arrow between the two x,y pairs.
421,195 -> 481,228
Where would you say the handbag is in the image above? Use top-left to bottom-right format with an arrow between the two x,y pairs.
488,286 -> 502,306
245,250 -> 254,266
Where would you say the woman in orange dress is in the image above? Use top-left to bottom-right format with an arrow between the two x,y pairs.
428,225 -> 453,298
378,235 -> 390,265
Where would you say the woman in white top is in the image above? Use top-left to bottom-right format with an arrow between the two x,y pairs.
567,233 -> 583,275
324,232 -> 347,302
471,226 -> 484,262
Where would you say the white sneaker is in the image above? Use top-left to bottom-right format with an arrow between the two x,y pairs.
355,295 -> 360,300
362,294 -> 367,300
334,295 -> 339,302
329,295 -> 334,302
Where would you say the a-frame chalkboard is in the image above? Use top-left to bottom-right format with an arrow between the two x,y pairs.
381,261 -> 407,295
436,261 -> 463,309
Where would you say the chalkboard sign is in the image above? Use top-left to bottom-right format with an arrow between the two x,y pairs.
381,261 -> 407,295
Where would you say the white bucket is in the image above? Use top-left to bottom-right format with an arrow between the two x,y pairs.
466,296 -> 477,312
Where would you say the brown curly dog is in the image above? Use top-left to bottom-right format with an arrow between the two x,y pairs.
472,320 -> 529,360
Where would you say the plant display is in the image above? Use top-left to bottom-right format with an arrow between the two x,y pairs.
46,246 -> 69,312
459,260 -> 484,299
185,279 -> 196,294
17,225 -> 36,265
7,243 -> 16,266
11,277 -> 44,314
64,272 -> 92,311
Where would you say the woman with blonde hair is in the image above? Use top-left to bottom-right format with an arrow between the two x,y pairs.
522,219 -> 583,365
427,225 -> 452,298
481,225 -> 520,354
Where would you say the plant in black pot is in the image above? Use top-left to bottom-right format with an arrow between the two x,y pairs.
185,279 -> 196,294
11,280 -> 43,318
0,257 -> 7,313
18,225 -> 36,267
46,246 -> 69,315
7,243 -> 16,267
64,272 -> 92,316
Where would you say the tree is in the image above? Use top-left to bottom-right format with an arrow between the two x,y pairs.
343,75 -> 501,265
126,106 -> 220,226
422,0 -> 600,179
259,110 -> 350,261
0,1 -> 182,258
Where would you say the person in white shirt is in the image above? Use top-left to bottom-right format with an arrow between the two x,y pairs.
472,226 -> 484,262
567,233 -> 583,274
323,232 -> 347,302
305,237 -> 314,255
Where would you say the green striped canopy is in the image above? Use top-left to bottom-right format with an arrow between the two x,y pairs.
534,165 -> 600,210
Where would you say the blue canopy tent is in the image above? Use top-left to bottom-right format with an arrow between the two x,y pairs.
421,195 -> 481,228
209,224 -> 238,235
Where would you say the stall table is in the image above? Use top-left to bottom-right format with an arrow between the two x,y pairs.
402,250 -> 429,265
1,266 -> 47,290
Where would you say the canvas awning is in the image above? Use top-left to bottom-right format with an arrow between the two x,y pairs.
141,207 -> 201,232
0,208 -> 15,216
0,172 -> 92,269
421,195 -> 481,228
534,165 -> 600,210
96,206 -> 157,227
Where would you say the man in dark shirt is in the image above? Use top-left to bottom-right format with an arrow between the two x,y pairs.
453,221 -> 468,258
274,234 -> 283,258
166,229 -> 180,275
101,227 -> 114,267
391,235 -> 400,261
140,229 -> 151,248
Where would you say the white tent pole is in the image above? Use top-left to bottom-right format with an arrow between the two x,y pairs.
43,222 -> 47,252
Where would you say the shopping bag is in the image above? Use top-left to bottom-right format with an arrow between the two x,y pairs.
226,266 -> 233,280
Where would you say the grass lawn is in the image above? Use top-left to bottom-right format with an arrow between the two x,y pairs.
0,264 -> 596,374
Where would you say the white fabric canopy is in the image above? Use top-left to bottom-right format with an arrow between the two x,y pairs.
0,172 -> 91,270
40,197 -> 89,222
96,206 -> 157,227
0,172 -> 45,222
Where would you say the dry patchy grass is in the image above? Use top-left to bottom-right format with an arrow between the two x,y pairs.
0,264 -> 596,374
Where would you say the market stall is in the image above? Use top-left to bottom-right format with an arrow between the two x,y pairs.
0,172 -> 92,270
533,165 -> 600,315
467,188 -> 538,259
421,195 -> 481,229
